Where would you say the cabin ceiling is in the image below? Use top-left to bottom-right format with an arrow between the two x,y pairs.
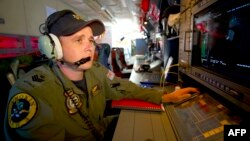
61,0 -> 142,26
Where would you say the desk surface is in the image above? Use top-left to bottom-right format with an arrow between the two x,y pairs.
129,57 -> 163,85
112,110 -> 178,141
118,57 -> 177,141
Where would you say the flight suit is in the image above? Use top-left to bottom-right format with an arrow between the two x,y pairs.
4,61 -> 163,141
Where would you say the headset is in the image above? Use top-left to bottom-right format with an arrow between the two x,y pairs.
38,10 -> 73,60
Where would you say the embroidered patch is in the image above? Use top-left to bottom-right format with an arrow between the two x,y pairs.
91,85 -> 100,96
106,70 -> 115,80
8,93 -> 37,128
64,89 -> 82,114
32,74 -> 45,82
72,14 -> 82,20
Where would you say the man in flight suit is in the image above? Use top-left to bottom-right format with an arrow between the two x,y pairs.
4,10 -> 199,141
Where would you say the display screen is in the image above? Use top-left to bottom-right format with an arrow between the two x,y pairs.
193,0 -> 250,87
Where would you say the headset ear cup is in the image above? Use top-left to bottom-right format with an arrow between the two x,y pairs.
38,34 -> 53,59
38,33 -> 63,59
49,33 -> 63,59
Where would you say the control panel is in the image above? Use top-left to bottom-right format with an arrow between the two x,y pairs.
180,67 -> 250,113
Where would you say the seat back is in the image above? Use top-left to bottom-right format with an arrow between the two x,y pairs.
111,48 -> 122,77
6,59 -> 26,85
96,43 -> 111,69
115,48 -> 133,69
111,48 -> 132,78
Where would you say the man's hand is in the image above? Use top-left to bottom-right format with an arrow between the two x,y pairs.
162,87 -> 199,103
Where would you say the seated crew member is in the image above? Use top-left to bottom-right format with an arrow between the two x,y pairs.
4,10 -> 199,141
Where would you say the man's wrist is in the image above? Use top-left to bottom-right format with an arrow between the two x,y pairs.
162,94 -> 173,103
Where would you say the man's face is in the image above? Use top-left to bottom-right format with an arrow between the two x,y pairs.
59,26 -> 96,70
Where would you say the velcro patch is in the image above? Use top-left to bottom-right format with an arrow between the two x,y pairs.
8,93 -> 37,128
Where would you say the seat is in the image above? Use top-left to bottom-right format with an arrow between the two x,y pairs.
115,48 -> 133,69
95,43 -> 111,69
111,48 -> 132,78
6,59 -> 26,85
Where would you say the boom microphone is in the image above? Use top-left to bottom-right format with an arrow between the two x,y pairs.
74,57 -> 91,67
61,57 -> 91,68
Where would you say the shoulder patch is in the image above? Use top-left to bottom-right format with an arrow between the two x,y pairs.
106,70 -> 115,80
8,93 -> 37,128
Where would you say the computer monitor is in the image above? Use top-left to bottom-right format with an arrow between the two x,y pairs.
188,0 -> 250,112
192,0 -> 250,88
